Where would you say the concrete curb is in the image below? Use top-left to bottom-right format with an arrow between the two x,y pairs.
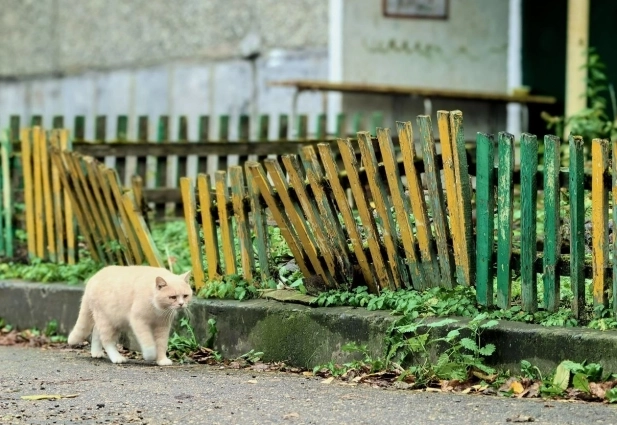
2,280 -> 617,373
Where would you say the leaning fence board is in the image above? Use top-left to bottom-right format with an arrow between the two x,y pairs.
376,127 -> 424,289
244,163 -> 270,281
59,130 -> 76,264
49,149 -> 100,262
104,168 -> 144,265
122,191 -> 164,267
41,130 -> 56,262
447,110 -> 475,285
264,158 -> 329,282
97,164 -> 134,265
215,170 -> 237,275
337,138 -> 391,290
591,138 -> 609,309
396,121 -> 439,286
496,132 -> 514,309
317,143 -> 377,292
358,131 -> 409,289
180,177 -> 206,290
246,162 -> 311,276
519,133 -> 538,312
49,131 -> 65,263
475,132 -> 495,306
197,173 -> 221,279
281,154 -> 341,284
417,115 -> 455,288
543,135 -> 561,312
230,166 -> 255,282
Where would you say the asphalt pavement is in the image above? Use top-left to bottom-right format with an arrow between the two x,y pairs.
1,346 -> 617,425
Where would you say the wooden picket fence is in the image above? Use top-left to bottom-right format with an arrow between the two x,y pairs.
180,109 -> 616,319
5,112 -> 389,218
15,126 -> 163,266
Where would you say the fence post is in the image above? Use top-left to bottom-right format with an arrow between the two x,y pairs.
569,134 -> 585,317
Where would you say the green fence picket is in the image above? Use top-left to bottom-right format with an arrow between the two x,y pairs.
543,135 -> 561,312
496,132 -> 514,309
475,132 -> 495,306
520,133 -> 538,312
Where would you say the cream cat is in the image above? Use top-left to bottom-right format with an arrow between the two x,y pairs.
67,265 -> 193,366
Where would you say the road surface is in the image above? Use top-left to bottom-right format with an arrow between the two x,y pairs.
1,346 -> 617,424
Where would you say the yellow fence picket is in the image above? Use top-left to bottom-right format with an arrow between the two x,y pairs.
180,177 -> 206,290
197,173 -> 221,279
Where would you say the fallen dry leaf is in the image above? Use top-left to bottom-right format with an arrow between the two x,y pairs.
283,412 -> 299,419
302,371 -> 313,377
247,380 -> 258,384
472,370 -> 497,383
321,377 -> 334,385
21,394 -> 78,401
506,414 -> 535,422
499,377 -> 518,393
511,381 -> 525,395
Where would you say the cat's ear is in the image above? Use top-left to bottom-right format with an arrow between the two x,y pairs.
155,276 -> 167,290
180,270 -> 192,283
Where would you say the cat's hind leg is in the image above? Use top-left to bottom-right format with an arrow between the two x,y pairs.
94,314 -> 126,364
129,318 -> 157,362
90,327 -> 105,358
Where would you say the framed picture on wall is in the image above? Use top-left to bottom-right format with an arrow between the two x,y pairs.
382,0 -> 449,19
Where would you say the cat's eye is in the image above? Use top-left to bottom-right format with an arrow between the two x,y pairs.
169,295 -> 177,300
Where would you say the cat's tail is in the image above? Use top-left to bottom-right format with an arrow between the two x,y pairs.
67,296 -> 94,345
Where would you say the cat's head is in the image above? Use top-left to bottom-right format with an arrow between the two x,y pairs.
153,271 -> 193,312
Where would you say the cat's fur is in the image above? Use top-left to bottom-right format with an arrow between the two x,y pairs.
68,265 -> 193,366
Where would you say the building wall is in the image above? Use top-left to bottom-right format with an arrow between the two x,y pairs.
0,0 -> 329,139
332,0 -> 510,136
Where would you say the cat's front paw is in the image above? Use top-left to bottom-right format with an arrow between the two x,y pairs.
141,347 -> 156,362
156,357 -> 173,366
109,355 -> 128,364
91,351 -> 105,359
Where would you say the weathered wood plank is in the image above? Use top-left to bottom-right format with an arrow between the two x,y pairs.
317,143 -> 377,291
417,115 -> 455,288
358,131 -> 408,289
246,161 -> 311,276
0,130 -> 12,257
105,168 -> 143,265
475,132 -> 495,306
448,111 -> 475,285
32,127 -> 46,259
496,132 -> 515,309
376,127 -> 424,289
230,166 -> 255,281
59,130 -> 76,264
282,154 -> 341,285
180,177 -> 206,290
49,149 -> 100,262
437,111 -> 464,285
569,134 -> 585,317
49,130 -> 65,263
591,138 -> 609,309
244,162 -> 270,282
41,130 -> 56,262
543,135 -> 561,312
122,191 -> 164,267
263,158 -> 329,282
215,170 -> 236,275
520,133 -> 538,312
396,121 -> 439,287
197,173 -> 221,280
338,138 -> 391,290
